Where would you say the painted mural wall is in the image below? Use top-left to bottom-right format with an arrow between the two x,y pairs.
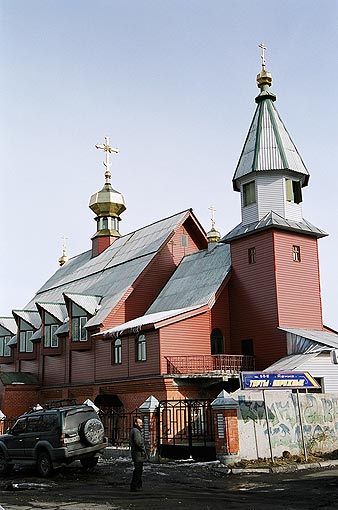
236,390 -> 338,459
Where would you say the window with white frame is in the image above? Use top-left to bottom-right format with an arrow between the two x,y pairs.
113,338 -> 122,364
19,330 -> 33,353
44,324 -> 58,348
136,334 -> 146,361
0,335 -> 11,357
71,303 -> 88,342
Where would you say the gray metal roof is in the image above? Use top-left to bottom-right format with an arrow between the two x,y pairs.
23,210 -> 194,328
0,372 -> 39,386
0,317 -> 17,335
233,97 -> 309,190
147,243 -> 231,313
221,211 -> 328,243
36,302 -> 68,323
7,334 -> 17,346
31,328 -> 42,342
99,306 -> 203,338
12,310 -> 41,329
279,327 -> 338,350
63,293 -> 101,316
264,352 -> 319,372
55,320 -> 69,336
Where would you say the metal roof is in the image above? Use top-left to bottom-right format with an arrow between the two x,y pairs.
55,320 -> 69,336
221,211 -> 328,243
264,352 -> 320,372
99,306 -> 203,338
147,243 -> 231,314
233,97 -> 309,190
12,310 -> 41,329
0,317 -> 17,335
31,328 -> 42,342
63,293 -> 101,316
22,210 -> 195,328
36,302 -> 68,323
279,327 -> 338,350
0,372 -> 39,386
7,334 -> 17,346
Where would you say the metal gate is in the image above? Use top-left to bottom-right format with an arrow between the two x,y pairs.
157,399 -> 216,461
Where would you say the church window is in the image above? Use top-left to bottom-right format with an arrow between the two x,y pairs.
286,179 -> 302,204
248,247 -> 256,264
243,181 -> 256,206
211,329 -> 224,354
136,334 -> 146,361
113,338 -> 122,364
292,245 -> 301,262
19,330 -> 33,353
0,335 -> 11,356
102,217 -> 108,230
44,324 -> 58,348
181,234 -> 188,247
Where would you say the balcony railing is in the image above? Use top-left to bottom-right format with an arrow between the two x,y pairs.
165,354 -> 255,376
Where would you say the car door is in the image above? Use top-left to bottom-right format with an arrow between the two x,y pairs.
24,415 -> 42,459
6,418 -> 27,459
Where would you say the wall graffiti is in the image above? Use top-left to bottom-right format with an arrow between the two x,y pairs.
237,392 -> 338,456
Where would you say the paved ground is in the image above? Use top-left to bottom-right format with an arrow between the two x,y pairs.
0,458 -> 338,510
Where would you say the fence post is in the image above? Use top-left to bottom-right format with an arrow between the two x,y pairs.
139,395 -> 160,462
211,390 -> 240,465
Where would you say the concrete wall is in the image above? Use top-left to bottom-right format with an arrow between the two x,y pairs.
236,390 -> 338,459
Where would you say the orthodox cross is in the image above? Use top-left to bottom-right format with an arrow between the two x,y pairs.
259,42 -> 267,70
95,136 -> 119,182
61,235 -> 68,256
209,205 -> 216,229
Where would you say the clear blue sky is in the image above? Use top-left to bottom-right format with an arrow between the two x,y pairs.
1,1 -> 338,328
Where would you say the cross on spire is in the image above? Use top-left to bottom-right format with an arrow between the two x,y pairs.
95,136 -> 119,183
259,42 -> 267,70
209,205 -> 216,229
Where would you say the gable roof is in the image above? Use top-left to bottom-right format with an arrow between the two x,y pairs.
147,243 -> 231,314
21,210 -> 206,328
264,353 -> 320,372
221,211 -> 328,243
99,243 -> 231,338
279,327 -> 338,351
233,96 -> 309,191
0,318 -> 17,335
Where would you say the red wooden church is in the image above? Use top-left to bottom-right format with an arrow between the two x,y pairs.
1,56 -> 338,420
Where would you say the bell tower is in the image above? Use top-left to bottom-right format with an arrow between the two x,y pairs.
223,45 -> 327,369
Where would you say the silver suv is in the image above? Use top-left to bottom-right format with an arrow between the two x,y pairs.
0,404 -> 108,477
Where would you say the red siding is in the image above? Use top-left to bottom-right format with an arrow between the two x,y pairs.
210,284 -> 231,353
229,230 -> 283,369
70,351 -> 95,384
274,231 -> 323,328
43,356 -> 66,385
159,312 -> 210,373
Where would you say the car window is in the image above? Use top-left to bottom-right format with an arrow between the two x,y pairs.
41,414 -> 59,431
64,410 -> 96,431
26,416 -> 42,433
11,418 -> 26,434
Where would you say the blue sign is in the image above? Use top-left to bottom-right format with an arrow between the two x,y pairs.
240,371 -> 320,390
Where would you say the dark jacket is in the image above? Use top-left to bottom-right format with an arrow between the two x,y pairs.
130,425 -> 147,462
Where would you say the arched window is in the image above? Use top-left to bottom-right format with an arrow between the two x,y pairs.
113,338 -> 122,364
211,328 -> 224,355
136,334 -> 146,361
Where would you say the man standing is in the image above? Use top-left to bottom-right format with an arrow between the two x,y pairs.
130,417 -> 147,492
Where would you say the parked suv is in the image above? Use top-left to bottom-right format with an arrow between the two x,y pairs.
0,404 -> 108,477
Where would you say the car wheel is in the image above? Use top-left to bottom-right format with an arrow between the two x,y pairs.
79,418 -> 104,446
80,456 -> 99,469
0,451 -> 12,476
37,451 -> 53,477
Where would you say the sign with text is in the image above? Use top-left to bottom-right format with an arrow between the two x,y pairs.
240,371 -> 320,390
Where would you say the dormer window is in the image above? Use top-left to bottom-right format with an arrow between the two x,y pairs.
44,312 -> 59,348
286,179 -> 302,204
19,330 -> 33,353
71,303 -> 88,342
0,335 -> 11,357
243,181 -> 256,206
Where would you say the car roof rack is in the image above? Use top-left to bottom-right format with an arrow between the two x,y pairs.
43,398 -> 78,409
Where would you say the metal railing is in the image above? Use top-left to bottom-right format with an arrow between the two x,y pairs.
165,354 -> 254,375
